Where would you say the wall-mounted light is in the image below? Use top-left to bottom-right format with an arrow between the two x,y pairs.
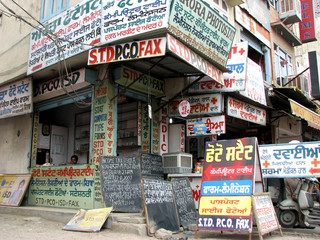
169,118 -> 173,124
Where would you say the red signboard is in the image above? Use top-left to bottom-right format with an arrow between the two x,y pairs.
299,0 -> 317,43
197,138 -> 258,232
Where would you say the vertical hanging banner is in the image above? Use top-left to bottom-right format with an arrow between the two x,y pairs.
160,106 -> 168,155
197,138 -> 257,232
92,79 -> 115,208
299,0 -> 317,43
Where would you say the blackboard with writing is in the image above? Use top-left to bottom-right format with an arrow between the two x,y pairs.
142,179 -> 180,235
141,154 -> 164,179
100,156 -> 142,212
171,178 -> 197,228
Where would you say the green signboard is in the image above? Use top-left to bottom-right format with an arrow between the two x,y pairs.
28,165 -> 95,209
168,0 -> 236,69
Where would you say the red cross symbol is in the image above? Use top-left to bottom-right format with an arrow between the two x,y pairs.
239,48 -> 246,55
263,160 -> 270,168
311,158 -> 320,167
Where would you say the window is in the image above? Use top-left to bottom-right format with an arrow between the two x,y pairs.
41,0 -> 69,22
270,0 -> 280,11
274,44 -> 293,86
205,0 -> 229,20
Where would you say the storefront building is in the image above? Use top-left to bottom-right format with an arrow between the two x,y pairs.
1,0 -> 320,211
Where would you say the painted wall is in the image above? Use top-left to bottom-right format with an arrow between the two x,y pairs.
0,114 -> 32,173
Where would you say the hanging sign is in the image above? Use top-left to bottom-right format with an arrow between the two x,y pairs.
259,141 -> 320,178
168,0 -> 236,69
189,42 -> 248,93
112,66 -> 165,97
179,100 -> 190,117
227,96 -> 266,126
169,94 -> 223,117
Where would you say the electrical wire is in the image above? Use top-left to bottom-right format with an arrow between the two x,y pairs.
1,0 -> 95,107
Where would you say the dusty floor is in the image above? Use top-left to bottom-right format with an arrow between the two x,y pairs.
1,213 -> 320,240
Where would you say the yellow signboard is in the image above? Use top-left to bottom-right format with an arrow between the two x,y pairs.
199,196 -> 252,217
63,207 -> 113,232
290,99 -> 320,129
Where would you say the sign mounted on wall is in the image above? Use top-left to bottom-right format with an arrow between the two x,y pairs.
28,0 -> 101,75
88,37 -> 166,65
101,0 -> 169,44
0,78 -> 32,119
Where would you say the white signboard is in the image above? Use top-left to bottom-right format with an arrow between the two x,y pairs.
259,141 -> 320,178
0,78 -> 32,119
28,0 -> 101,75
186,115 -> 226,136
227,96 -> 266,126
33,68 -> 91,102
101,0 -> 169,44
169,94 -> 223,117
189,42 -> 248,93
240,58 -> 267,106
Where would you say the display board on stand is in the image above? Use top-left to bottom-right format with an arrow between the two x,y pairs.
99,156 -> 143,212
171,177 -> 198,229
252,193 -> 283,240
196,137 -> 258,238
140,153 -> 164,179
141,179 -> 180,236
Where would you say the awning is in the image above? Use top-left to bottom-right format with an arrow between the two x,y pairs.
274,87 -> 317,110
271,21 -> 302,46
289,99 -> 320,130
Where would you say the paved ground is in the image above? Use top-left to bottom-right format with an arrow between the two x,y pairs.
1,213 -> 320,240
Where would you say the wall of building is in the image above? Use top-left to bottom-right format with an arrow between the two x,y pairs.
0,1 -> 41,84
0,114 -> 32,173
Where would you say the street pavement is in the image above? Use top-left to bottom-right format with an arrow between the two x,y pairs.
1,213 -> 320,240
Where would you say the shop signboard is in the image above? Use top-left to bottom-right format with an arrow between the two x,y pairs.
28,165 -> 95,209
101,0 -> 169,44
240,58 -> 267,106
160,106 -> 168,154
28,0 -> 101,75
227,96 -> 266,126
197,137 -> 258,232
299,0 -> 317,43
33,68 -> 94,102
169,94 -> 223,117
92,78 -> 115,208
0,174 -> 31,206
88,37 -> 166,65
186,115 -> 226,136
168,0 -> 236,69
189,42 -> 248,93
259,141 -> 320,178
112,66 -> 165,97
0,78 -> 32,119
167,34 -> 224,86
